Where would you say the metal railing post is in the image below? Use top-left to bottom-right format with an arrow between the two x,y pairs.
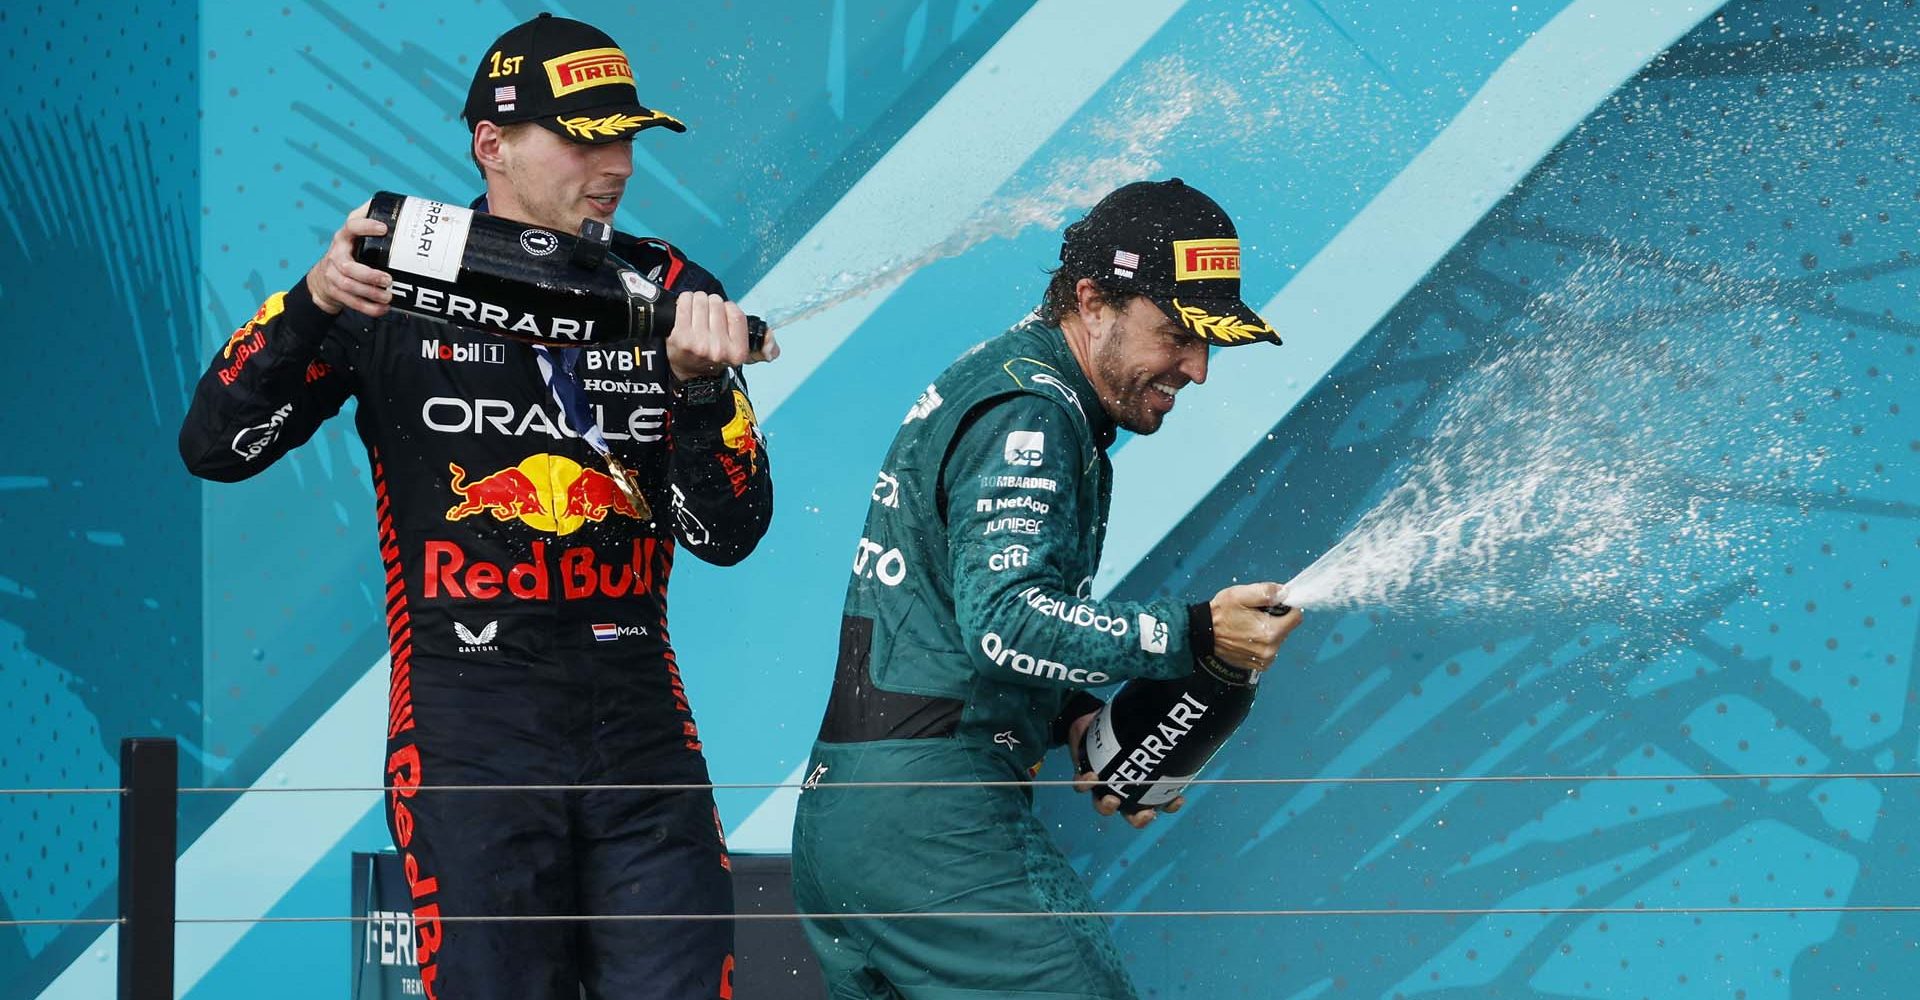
118,737 -> 177,1000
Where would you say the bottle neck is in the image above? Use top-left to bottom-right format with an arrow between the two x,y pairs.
1195,655 -> 1258,688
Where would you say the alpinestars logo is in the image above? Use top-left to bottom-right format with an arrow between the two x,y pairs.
454,620 -> 499,653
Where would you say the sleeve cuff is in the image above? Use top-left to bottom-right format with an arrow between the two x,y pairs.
1186,601 -> 1215,661
282,277 -> 341,342
1050,690 -> 1107,750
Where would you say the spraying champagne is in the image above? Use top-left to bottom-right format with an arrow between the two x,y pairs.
352,191 -> 767,350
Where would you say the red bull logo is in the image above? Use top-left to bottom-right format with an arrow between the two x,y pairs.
217,293 -> 287,385
445,455 -> 648,535
719,390 -> 761,470
423,538 -> 667,602
564,464 -> 651,522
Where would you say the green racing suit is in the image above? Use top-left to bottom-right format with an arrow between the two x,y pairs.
792,318 -> 1207,1000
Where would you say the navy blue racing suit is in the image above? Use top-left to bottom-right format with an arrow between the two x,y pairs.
180,226 -> 769,1000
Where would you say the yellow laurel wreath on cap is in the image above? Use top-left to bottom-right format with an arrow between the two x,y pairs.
1172,299 -> 1275,344
557,110 -> 683,139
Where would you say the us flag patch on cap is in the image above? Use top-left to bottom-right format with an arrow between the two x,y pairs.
1113,249 -> 1139,278
494,85 -> 517,111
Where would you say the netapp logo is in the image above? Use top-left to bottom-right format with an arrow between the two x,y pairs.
975,495 -> 1050,515
420,339 -> 505,364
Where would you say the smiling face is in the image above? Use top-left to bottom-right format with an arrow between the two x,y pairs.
1083,292 -> 1210,435
475,122 -> 633,233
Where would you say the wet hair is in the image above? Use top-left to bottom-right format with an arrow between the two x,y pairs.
1037,264 -> 1131,326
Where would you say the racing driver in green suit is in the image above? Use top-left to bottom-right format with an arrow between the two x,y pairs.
793,179 -> 1306,999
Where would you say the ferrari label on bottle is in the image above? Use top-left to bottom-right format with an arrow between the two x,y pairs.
387,199 -> 474,283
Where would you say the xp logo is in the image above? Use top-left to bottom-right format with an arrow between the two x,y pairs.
1138,613 -> 1170,654
520,229 -> 560,256
988,544 -> 1031,573
445,454 -> 650,534
1004,430 -> 1045,467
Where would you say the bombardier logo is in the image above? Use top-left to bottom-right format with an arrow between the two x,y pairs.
980,475 -> 1058,493
979,632 -> 1108,685
1019,587 -> 1127,637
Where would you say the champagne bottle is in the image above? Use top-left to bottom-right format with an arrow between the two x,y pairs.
1081,606 -> 1288,815
351,191 -> 765,350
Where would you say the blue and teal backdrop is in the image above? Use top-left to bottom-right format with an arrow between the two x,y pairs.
4,1 -> 1917,997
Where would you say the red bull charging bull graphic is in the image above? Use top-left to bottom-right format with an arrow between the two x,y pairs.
445,454 -> 650,533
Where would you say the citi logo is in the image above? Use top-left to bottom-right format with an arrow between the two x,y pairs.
988,544 -> 1030,573
421,339 -> 505,364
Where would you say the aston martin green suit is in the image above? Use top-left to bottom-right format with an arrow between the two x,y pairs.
792,319 -> 1203,1000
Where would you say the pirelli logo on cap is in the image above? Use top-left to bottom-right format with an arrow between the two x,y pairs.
545,47 -> 634,97
1173,238 -> 1241,281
